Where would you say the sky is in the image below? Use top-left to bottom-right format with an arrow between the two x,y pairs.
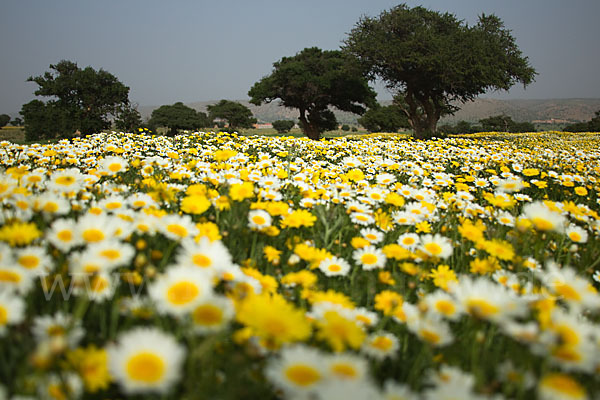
1,0 -> 599,114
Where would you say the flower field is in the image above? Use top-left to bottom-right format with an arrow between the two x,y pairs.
0,130 -> 599,399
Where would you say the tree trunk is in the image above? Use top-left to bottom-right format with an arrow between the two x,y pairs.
298,109 -> 321,140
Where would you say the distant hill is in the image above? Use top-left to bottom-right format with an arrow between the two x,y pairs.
140,98 -> 600,126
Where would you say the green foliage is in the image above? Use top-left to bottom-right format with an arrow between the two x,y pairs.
438,120 -> 482,135
479,114 -> 535,133
271,120 -> 295,134
115,103 -> 143,132
20,100 -> 72,141
24,60 -> 131,137
248,47 -> 376,140
564,110 -> 600,132
148,102 -> 211,136
0,114 -> 10,128
358,104 -> 409,132
206,100 -> 256,130
344,4 -> 536,139
341,124 -> 350,131
10,117 -> 23,126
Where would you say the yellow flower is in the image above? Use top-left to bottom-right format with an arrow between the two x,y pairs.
229,182 -> 255,202
305,289 -> 355,309
263,246 -> 281,264
378,271 -> 396,285
481,239 -> 515,261
415,221 -> 431,233
280,270 -> 317,289
374,290 -> 403,316
382,244 -> 412,260
236,293 -> 311,349
429,265 -> 457,291
0,221 -> 41,246
180,195 -> 211,215
316,310 -> 365,352
351,237 -> 370,249
67,346 -> 111,393
522,168 -> 539,177
458,219 -> 486,243
345,168 -> 365,182
574,186 -> 588,196
195,222 -> 222,242
280,209 -> 316,228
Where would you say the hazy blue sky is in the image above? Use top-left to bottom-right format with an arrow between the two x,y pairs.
1,0 -> 599,114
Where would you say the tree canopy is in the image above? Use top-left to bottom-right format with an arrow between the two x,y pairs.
343,4 -> 536,139
21,60 -> 131,139
0,114 -> 10,128
248,47 -> 376,140
148,102 -> 211,136
563,110 -> 600,132
206,100 -> 256,131
271,120 -> 295,134
358,103 -> 409,133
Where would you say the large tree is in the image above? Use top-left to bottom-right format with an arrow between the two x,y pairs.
248,47 -> 376,140
0,114 -> 10,128
22,60 -> 131,137
344,4 -> 536,139
148,102 -> 211,136
206,100 -> 256,131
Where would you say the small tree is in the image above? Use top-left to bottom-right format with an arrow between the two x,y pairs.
148,102 -> 211,136
10,117 -> 23,127
115,103 -> 143,132
272,120 -> 295,134
206,100 -> 256,131
479,115 -> 535,133
564,110 -> 600,132
20,100 -> 71,141
0,114 -> 10,128
248,47 -> 376,140
358,104 -> 409,132
344,4 -> 536,139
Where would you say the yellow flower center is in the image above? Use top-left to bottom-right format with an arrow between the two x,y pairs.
252,215 -> 266,225
328,264 -> 342,272
192,254 -> 212,268
100,249 -> 120,260
531,217 -> 554,231
105,202 -> 121,210
419,329 -> 441,344
83,229 -> 104,243
43,202 -> 59,213
371,336 -> 393,351
0,305 -> 7,326
167,281 -> 199,305
55,176 -> 75,186
192,304 -> 223,326
126,352 -> 165,384
331,363 -> 357,379
361,253 -> 377,265
19,255 -> 39,269
167,224 -> 188,238
108,163 -> 122,172
0,270 -> 21,283
434,300 -> 455,316
425,242 -> 443,256
56,229 -> 73,242
402,237 -> 415,245
568,232 -> 582,242
553,281 -> 581,302
91,276 -> 110,292
284,364 -> 321,387
541,374 -> 585,398
466,298 -> 499,318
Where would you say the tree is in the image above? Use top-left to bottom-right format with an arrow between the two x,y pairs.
206,100 -> 256,131
438,120 -> 482,135
0,114 -> 10,128
10,117 -> 23,126
358,104 -> 409,132
24,60 -> 131,137
248,47 -> 376,140
20,100 -> 71,141
115,103 -> 143,132
479,115 -> 535,132
564,110 -> 600,132
148,102 -> 211,136
344,4 -> 536,139
272,120 -> 295,134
